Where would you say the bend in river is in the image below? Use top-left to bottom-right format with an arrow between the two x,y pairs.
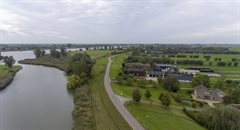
0,50 -> 73,130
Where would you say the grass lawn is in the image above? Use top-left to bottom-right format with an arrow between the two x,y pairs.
0,65 -> 22,78
126,103 -> 206,130
88,55 -> 131,130
110,53 -> 130,78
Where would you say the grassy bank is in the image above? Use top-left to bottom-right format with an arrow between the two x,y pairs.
0,65 -> 22,90
126,102 -> 206,130
88,56 -> 131,130
18,54 -> 68,70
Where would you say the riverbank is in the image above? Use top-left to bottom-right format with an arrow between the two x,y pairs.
0,65 -> 22,90
18,54 -> 68,71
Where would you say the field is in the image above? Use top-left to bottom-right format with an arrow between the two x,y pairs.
126,103 -> 206,130
157,53 -> 240,78
0,65 -> 22,78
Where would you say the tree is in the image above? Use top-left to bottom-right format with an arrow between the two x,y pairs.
67,74 -> 81,89
50,47 -> 57,57
192,101 -> 197,108
162,76 -> 180,92
191,74 -> 210,88
197,106 -> 240,130
132,89 -> 142,102
60,47 -> 67,56
55,51 -> 61,58
144,90 -> 152,99
34,48 -> 41,58
214,77 -> 225,89
3,56 -> 15,68
41,49 -> 46,56
159,92 -> 171,107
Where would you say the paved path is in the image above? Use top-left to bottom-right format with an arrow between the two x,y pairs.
104,56 -> 145,130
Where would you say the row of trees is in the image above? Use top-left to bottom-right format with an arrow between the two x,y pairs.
132,89 -> 171,107
33,47 -> 67,58
176,60 -> 203,66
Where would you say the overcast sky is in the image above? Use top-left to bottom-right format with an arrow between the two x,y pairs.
0,0 -> 239,44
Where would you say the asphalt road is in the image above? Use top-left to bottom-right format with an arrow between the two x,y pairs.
104,56 -> 145,130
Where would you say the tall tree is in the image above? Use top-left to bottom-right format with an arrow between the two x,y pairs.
162,76 -> 180,92
191,74 -> 210,88
34,48 -> 41,58
132,89 -> 142,102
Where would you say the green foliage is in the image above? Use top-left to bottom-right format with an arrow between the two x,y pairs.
191,74 -> 210,88
67,75 -> 81,89
72,85 -> 93,130
144,90 -> 152,99
67,53 -> 94,77
3,56 -> 15,68
197,106 -> 240,130
214,77 -> 225,89
157,77 -> 162,84
34,48 -> 45,58
60,47 -> 67,56
132,88 -> 142,102
192,101 -> 197,108
162,76 -> 180,92
159,92 -> 171,107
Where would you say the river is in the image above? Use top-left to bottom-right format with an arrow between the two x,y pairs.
0,50 -> 73,130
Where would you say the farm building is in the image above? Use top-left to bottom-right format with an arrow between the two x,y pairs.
194,85 -> 226,101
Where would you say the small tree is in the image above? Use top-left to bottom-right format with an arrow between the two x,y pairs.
157,77 -> 162,85
55,51 -> 61,58
67,74 -> 81,89
159,92 -> 171,107
3,56 -> 15,68
192,101 -> 197,108
132,89 -> 142,102
60,47 -> 67,56
144,90 -> 152,99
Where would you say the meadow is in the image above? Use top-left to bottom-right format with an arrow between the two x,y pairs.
126,103 -> 206,130
0,65 -> 22,78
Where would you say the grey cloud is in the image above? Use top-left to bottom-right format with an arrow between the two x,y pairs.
0,0 -> 239,44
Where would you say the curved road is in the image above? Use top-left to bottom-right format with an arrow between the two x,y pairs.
104,56 -> 145,130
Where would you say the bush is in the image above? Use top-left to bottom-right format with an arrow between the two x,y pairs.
132,89 -> 142,102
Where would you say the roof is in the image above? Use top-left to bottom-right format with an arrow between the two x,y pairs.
147,71 -> 165,75
155,64 -> 172,67
194,85 -> 208,92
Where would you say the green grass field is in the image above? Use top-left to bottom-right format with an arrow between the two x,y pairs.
126,103 -> 206,130
88,54 -> 132,130
0,65 -> 22,78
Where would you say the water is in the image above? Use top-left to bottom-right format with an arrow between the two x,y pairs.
0,51 -> 73,130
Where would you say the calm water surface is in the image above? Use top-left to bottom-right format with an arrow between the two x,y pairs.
0,51 -> 73,130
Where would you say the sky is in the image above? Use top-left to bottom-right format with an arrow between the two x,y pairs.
0,0 -> 239,44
